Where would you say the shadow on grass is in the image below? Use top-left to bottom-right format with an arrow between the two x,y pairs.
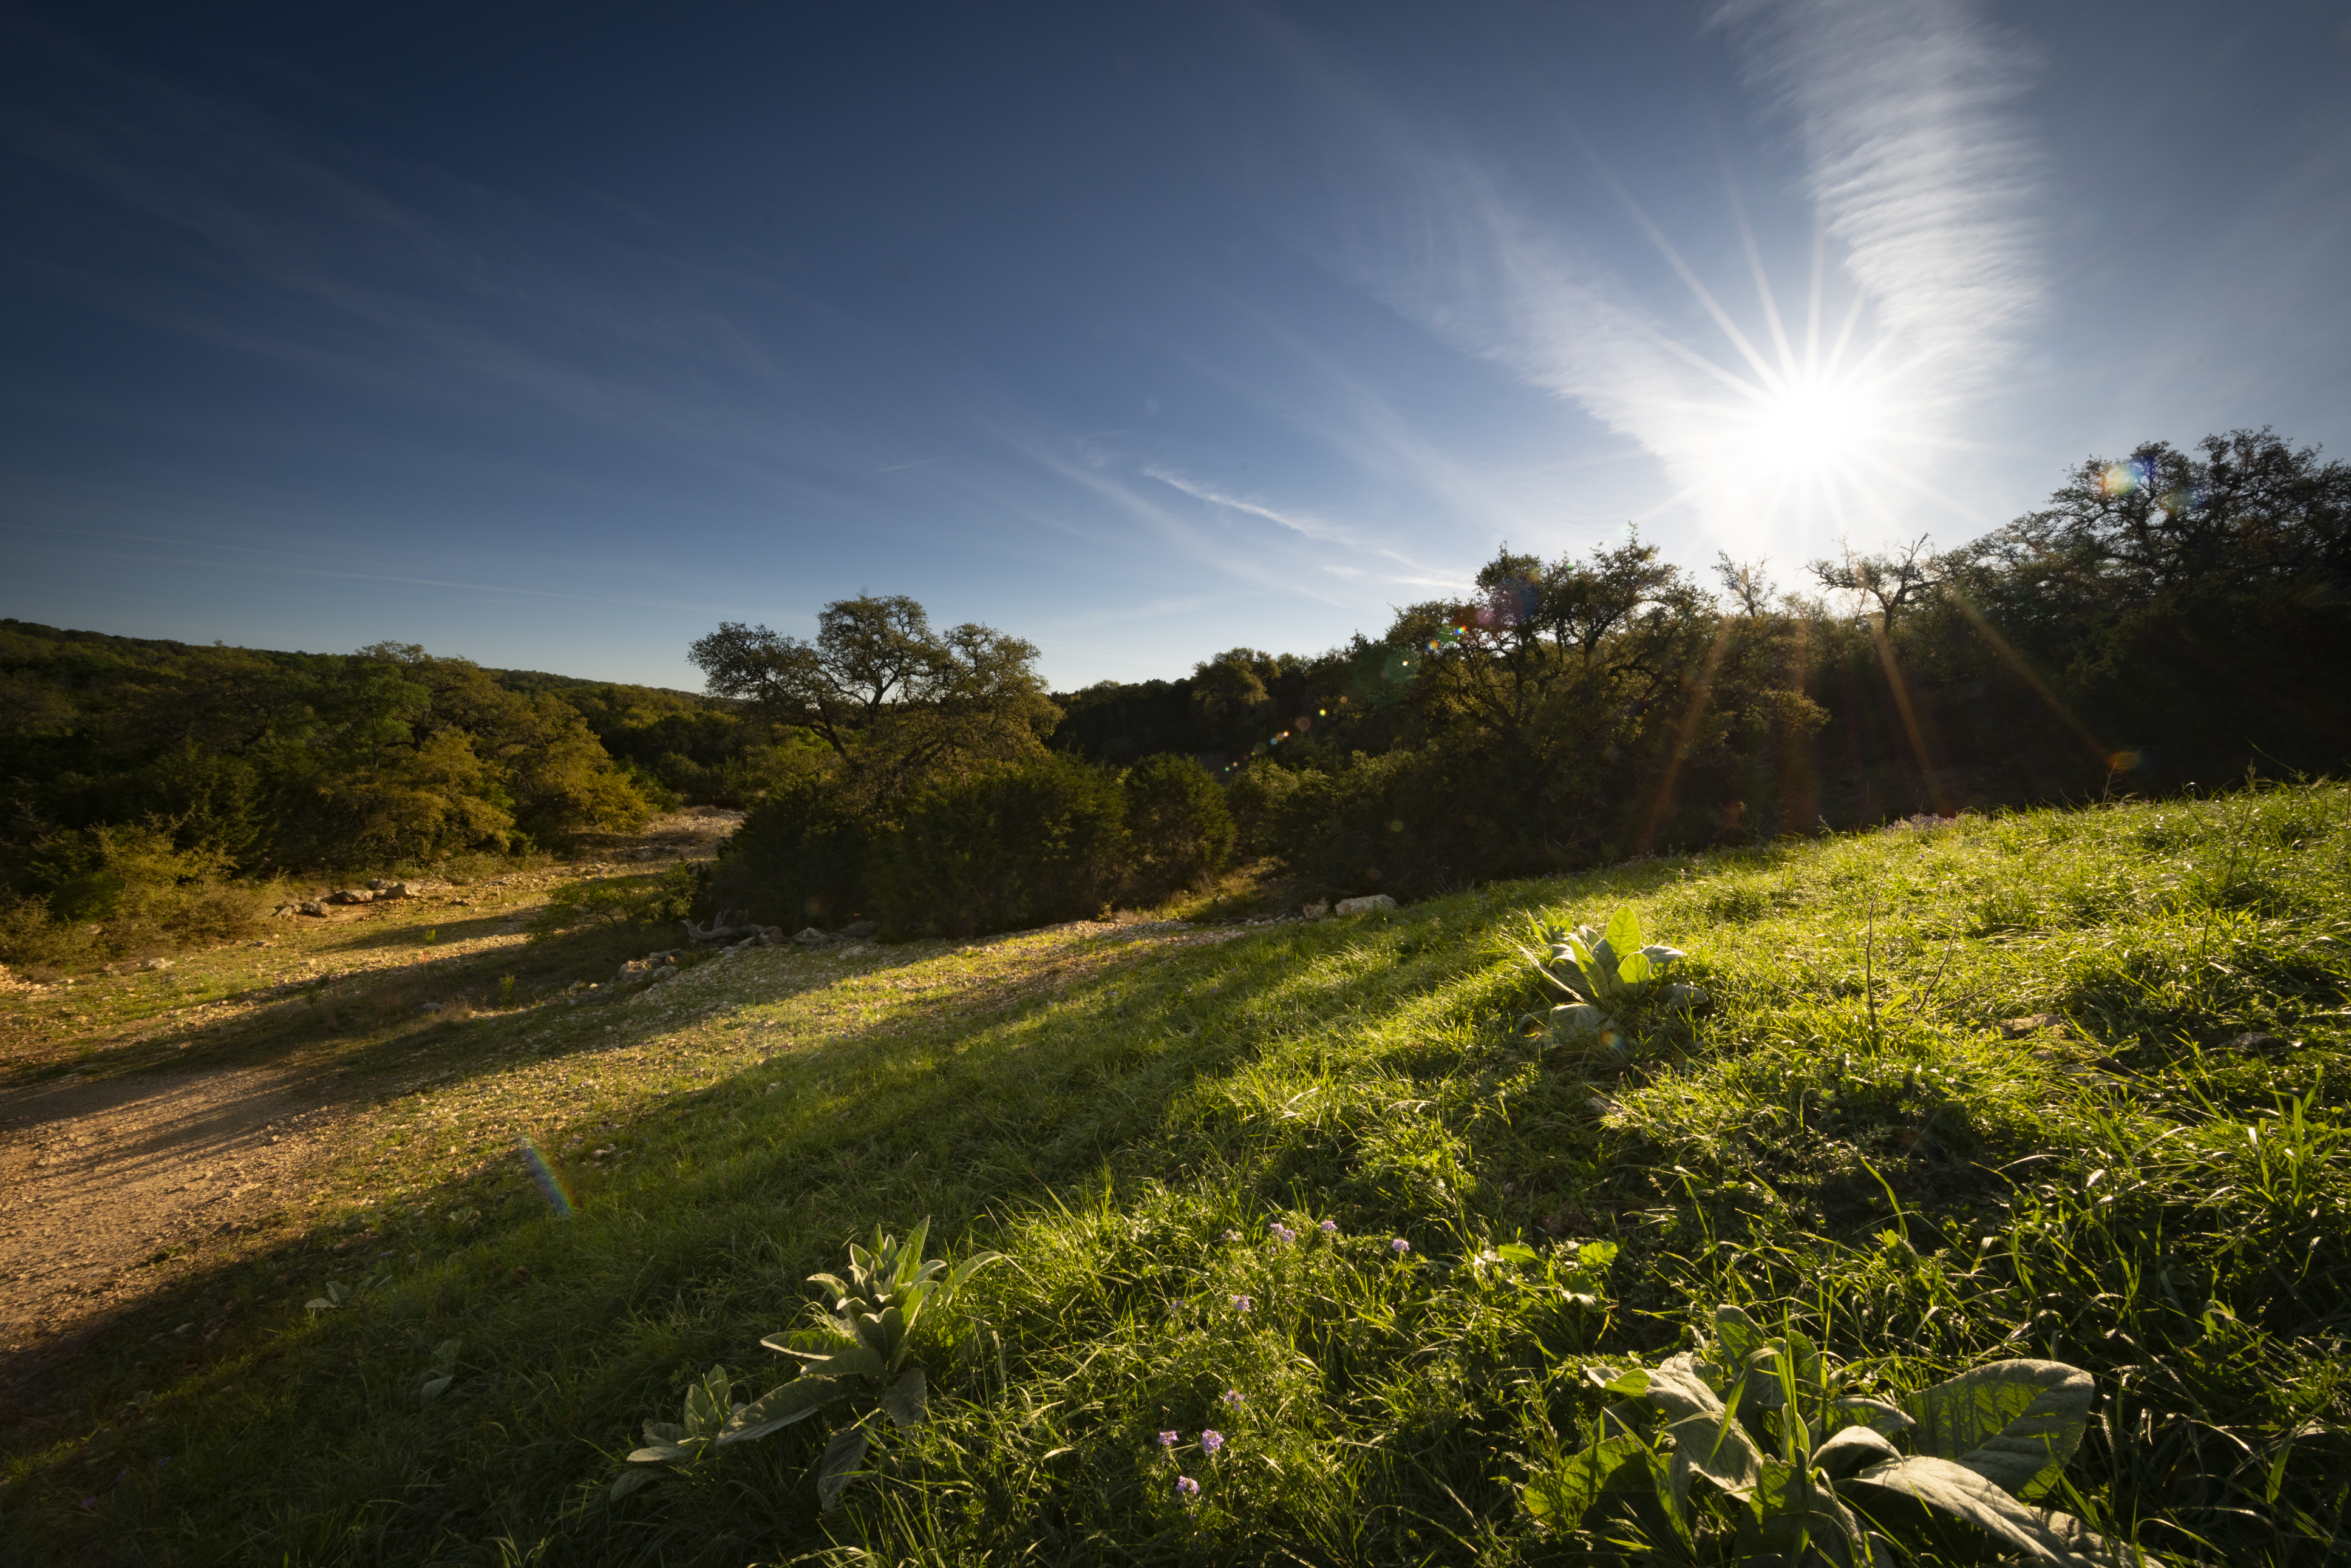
1,870 -> 1686,1561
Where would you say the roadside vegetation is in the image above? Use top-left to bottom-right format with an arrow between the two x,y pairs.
2,781 -> 2344,1564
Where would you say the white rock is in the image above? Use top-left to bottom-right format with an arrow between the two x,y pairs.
1334,894 -> 1398,916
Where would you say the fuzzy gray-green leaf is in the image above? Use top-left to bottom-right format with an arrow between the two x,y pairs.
609,1466 -> 664,1501
1839,1455 -> 2115,1566
879,1366 -> 927,1428
718,1374 -> 845,1445
1814,1425 -> 1902,1480
1905,1360 -> 2094,1499
1522,1433 -> 1645,1525
815,1416 -> 876,1510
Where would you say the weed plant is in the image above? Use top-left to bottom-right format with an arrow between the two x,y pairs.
3,783 -> 2346,1564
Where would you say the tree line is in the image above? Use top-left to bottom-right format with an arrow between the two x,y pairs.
6,426 -> 2344,959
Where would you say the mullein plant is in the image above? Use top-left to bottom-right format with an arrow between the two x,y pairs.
1519,907 -> 1708,1049
1522,1303 -> 2136,1566
614,1219 -> 1000,1509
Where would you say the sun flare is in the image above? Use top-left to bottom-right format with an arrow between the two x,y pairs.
1747,373 -> 1874,477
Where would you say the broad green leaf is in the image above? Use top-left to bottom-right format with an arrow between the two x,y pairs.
1667,1409 -> 1765,1499
1906,1360 -> 2094,1499
1600,1399 -> 1656,1440
1618,949 -> 1657,988
683,1367 -> 730,1434
718,1375 -> 845,1445
792,1339 -> 887,1381
1495,1243 -> 1542,1267
897,1218 -> 931,1281
1819,1398 -> 1916,1441
1814,1425 -> 1902,1479
418,1374 -> 454,1405
1550,1002 -> 1607,1039
1839,1455 -> 2117,1566
1743,1461 -> 1871,1568
871,1305 -> 908,1366
1604,908 -> 1644,963
897,1279 -> 936,1334
1572,1239 -> 1619,1272
1712,1305 -> 1770,1380
764,1323 -> 857,1358
625,1442 -> 687,1463
1646,1448 -> 1697,1556
815,1415 -> 876,1510
879,1366 -> 927,1428
1587,1365 -> 1651,1398
644,1420 -> 686,1445
944,1249 -> 1004,1303
609,1466 -> 664,1501
1642,1352 -> 1727,1422
807,1271 -> 851,1303
1523,1433 -> 1645,1526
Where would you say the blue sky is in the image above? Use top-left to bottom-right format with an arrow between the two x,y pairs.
4,2 -> 2347,690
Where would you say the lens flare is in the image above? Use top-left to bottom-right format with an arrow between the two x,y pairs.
2099,459 -> 2154,497
516,1135 -> 575,1218
2108,749 -> 2144,772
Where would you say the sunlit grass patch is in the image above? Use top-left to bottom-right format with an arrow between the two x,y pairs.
4,783 -> 2347,1564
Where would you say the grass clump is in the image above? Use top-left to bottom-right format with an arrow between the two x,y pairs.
3,782 -> 2347,1564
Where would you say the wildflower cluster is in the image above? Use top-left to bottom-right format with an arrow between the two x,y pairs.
1152,1392 -> 1244,1507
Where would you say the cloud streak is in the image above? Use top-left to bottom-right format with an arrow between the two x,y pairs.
1318,0 -> 2044,558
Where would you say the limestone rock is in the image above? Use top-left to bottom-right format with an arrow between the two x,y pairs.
1334,894 -> 1398,916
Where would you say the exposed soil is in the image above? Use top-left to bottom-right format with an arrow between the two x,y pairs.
0,809 -> 741,1365
0,1068 -> 338,1351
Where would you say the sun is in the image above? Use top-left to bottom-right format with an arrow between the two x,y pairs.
1745,372 -> 1875,478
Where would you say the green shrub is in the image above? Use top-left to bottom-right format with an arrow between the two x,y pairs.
1270,747 -> 1574,900
0,821 -> 272,966
702,777 -> 869,931
868,754 -> 1128,938
529,862 -> 702,939
1123,753 -> 1235,902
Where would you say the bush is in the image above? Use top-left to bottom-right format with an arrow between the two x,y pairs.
0,823 -> 274,969
868,755 -> 1128,938
529,862 -> 703,940
703,778 -> 869,931
1121,753 -> 1235,903
1225,761 -> 1312,858
1271,748 -> 1579,901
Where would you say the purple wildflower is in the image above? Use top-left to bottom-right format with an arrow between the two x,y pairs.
1230,1294 -> 1253,1311
1157,1430 -> 1179,1448
1269,1221 -> 1298,1244
1319,1218 -> 1338,1235
1389,1237 -> 1411,1255
1222,1229 -> 1240,1243
1222,1389 -> 1245,1408
1201,1429 -> 1225,1456
1176,1475 -> 1200,1500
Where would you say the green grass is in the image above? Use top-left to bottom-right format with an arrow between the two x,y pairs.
4,785 -> 2348,1564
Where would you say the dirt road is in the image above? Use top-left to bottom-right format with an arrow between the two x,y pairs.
0,809 -> 740,1362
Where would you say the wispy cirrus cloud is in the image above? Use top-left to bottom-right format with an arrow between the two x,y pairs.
1312,0 -> 2045,560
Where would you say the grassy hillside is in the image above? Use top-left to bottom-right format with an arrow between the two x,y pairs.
4,784 -> 2347,1564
